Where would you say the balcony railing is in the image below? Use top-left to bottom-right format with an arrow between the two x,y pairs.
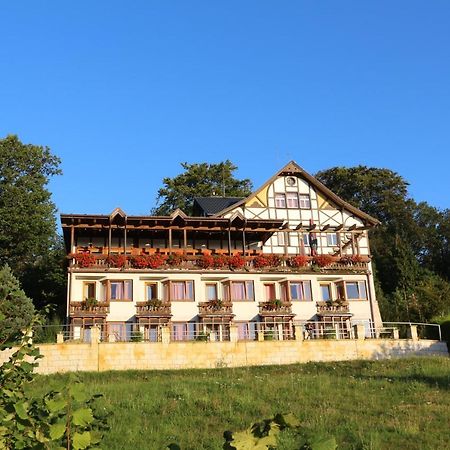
198,301 -> 233,316
316,301 -> 351,315
258,301 -> 293,315
69,302 -> 110,317
135,301 -> 171,316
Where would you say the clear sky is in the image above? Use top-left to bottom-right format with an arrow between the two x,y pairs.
1,1 -> 449,216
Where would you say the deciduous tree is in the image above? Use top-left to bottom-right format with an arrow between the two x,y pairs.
152,160 -> 253,215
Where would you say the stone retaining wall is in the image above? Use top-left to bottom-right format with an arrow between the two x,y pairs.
0,338 -> 447,374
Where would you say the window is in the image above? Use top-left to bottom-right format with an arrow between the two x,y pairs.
275,193 -> 286,208
165,281 -> 194,301
298,194 -> 311,209
345,281 -> 367,300
264,284 -> 276,301
206,283 -> 218,301
303,234 -> 310,246
320,283 -> 332,301
145,283 -> 158,300
327,233 -> 338,247
289,281 -> 312,301
104,280 -> 132,301
224,281 -> 254,301
277,231 -> 286,246
286,192 -> 299,208
83,282 -> 96,300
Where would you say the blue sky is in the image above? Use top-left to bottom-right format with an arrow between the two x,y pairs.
1,1 -> 449,216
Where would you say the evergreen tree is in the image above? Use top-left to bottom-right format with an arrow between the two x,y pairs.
0,265 -> 35,343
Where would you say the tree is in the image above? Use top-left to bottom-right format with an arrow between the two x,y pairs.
315,165 -> 450,322
0,135 -> 62,275
152,160 -> 253,215
0,265 -> 35,343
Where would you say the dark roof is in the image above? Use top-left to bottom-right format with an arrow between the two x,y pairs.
193,197 -> 244,216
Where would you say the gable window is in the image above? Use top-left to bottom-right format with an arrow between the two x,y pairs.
223,281 -> 254,301
275,193 -> 286,208
145,282 -> 158,300
298,194 -> 311,209
286,192 -> 299,208
345,281 -> 367,300
327,233 -> 338,247
104,280 -> 132,301
83,282 -> 96,300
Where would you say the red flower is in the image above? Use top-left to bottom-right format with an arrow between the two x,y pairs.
229,254 -> 246,269
313,254 -> 336,267
289,255 -> 309,268
107,255 -> 128,268
197,254 -> 215,269
71,253 -> 96,268
213,254 -> 229,268
253,255 -> 270,268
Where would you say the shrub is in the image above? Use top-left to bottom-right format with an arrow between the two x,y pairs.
289,255 -> 309,268
313,254 -> 335,267
228,254 -> 246,269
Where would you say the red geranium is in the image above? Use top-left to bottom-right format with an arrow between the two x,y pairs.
229,254 -> 246,269
197,254 -> 214,269
289,255 -> 309,268
313,254 -> 336,267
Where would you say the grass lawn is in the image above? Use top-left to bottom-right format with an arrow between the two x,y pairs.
29,357 -> 450,449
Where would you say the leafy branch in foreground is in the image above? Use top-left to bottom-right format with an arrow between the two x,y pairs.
222,413 -> 337,450
0,313 -> 108,449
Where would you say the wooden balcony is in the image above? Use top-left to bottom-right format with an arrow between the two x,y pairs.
258,301 -> 293,316
69,302 -> 110,317
316,301 -> 352,316
135,301 -> 172,317
68,252 -> 370,274
198,301 -> 234,317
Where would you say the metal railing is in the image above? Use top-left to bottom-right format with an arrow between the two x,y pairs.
30,320 -> 443,344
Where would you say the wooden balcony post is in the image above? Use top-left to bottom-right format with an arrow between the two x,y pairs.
108,224 -> 112,256
124,223 -> 127,255
168,228 -> 172,255
70,225 -> 75,253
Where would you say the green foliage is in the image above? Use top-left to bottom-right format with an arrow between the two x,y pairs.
0,135 -> 61,275
0,317 -> 108,449
152,160 -> 253,215
223,413 -> 336,449
316,166 -> 450,322
0,135 -> 66,314
0,265 -> 35,344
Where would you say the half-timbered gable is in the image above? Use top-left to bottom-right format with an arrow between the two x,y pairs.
215,161 -> 379,258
